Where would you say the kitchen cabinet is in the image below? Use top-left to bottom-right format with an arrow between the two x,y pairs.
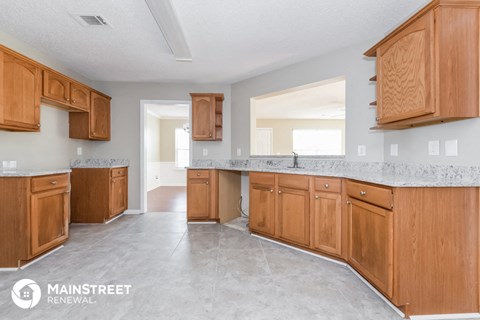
0,49 -> 41,131
311,177 -> 342,256
249,172 -> 276,236
42,70 -> 91,112
190,93 -> 223,141
70,167 -> 128,223
69,91 -> 111,141
366,2 -> 480,129
277,174 -> 310,246
187,169 -> 218,221
0,173 -> 70,268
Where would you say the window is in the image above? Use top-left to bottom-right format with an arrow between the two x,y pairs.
292,129 -> 342,155
175,128 -> 190,168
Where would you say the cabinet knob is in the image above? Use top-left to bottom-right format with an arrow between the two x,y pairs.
360,191 -> 367,196
270,189 -> 273,193
65,98 -> 70,102
278,190 -> 282,194
315,195 -> 320,199
196,172 -> 200,176
209,133 -> 212,137
36,123 -> 41,127
50,181 -> 58,185
375,117 -> 379,121
205,181 -> 209,185
346,200 -> 352,204
324,184 -> 329,189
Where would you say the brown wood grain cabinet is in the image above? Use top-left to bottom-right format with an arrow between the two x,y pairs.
0,174 -> 70,268
249,172 -> 276,236
190,93 -> 224,141
70,167 -> 128,223
311,191 -> 342,257
366,1 -> 480,129
0,49 -> 41,131
69,91 -> 111,140
187,169 -> 218,221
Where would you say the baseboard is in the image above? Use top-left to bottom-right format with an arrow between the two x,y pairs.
187,221 -> 217,224
409,314 -> 480,320
18,245 -> 65,270
124,209 -> 142,215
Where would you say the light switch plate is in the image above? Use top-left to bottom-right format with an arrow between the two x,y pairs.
202,148 -> 208,157
445,140 -> 458,156
77,147 -> 83,156
357,145 -> 366,157
390,144 -> 398,157
428,140 -> 440,156
237,148 -> 242,156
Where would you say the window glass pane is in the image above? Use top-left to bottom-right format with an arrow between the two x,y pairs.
175,128 -> 190,167
292,129 -> 342,155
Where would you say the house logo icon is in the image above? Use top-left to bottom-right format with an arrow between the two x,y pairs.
11,279 -> 41,309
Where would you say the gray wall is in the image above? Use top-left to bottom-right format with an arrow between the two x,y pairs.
231,39 -> 383,162
90,81 -> 231,210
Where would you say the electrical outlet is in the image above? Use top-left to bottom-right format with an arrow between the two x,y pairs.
445,140 -> 458,156
357,145 -> 366,156
428,141 -> 440,156
77,147 -> 83,156
390,144 -> 398,157
237,148 -> 242,157
202,148 -> 208,157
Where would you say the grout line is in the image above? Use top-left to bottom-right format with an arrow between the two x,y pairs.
258,238 -> 272,275
169,230 -> 187,258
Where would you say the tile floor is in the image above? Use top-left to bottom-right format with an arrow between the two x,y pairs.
0,212 -> 403,320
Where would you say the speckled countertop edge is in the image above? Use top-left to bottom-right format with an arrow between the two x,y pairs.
0,169 -> 72,177
70,159 -> 130,169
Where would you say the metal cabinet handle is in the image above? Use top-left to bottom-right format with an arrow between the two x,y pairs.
315,195 -> 320,199
50,181 -> 58,185
360,191 -> 367,196
324,184 -> 329,189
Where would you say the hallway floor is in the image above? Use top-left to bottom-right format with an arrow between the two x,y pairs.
147,186 -> 186,212
0,212 -> 402,320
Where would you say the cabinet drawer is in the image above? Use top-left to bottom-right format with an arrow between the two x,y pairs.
314,177 -> 341,193
188,169 -> 210,179
112,167 -> 127,178
347,180 -> 393,209
31,174 -> 69,193
250,172 -> 275,186
278,174 -> 309,191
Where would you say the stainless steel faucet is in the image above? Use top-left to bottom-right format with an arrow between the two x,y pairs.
292,152 -> 299,168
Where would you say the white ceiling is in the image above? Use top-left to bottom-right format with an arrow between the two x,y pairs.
146,103 -> 189,119
254,79 -> 345,120
0,0 -> 430,84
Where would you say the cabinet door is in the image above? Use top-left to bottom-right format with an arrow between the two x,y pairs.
187,178 -> 210,219
249,184 -> 275,236
377,11 -> 435,124
0,52 -> 41,130
90,92 -> 110,140
30,189 -> 69,257
110,175 -> 127,218
277,187 -> 310,246
348,198 -> 393,298
70,83 -> 90,111
43,70 -> 70,104
311,192 -> 342,256
191,95 -> 214,140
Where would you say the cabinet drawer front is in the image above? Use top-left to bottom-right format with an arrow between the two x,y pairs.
314,177 -> 342,193
31,174 -> 69,193
346,180 -> 393,209
278,174 -> 309,191
112,167 -> 128,178
188,169 -> 210,179
250,172 -> 275,186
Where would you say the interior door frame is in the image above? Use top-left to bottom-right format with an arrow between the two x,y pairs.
139,99 -> 192,213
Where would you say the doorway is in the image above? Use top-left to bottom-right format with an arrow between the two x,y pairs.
140,100 -> 191,213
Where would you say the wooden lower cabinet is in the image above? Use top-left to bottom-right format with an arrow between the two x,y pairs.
249,174 -> 275,236
311,191 -> 342,256
187,169 -> 218,221
0,174 -> 70,268
277,187 -> 310,246
70,167 -> 128,223
348,198 -> 393,298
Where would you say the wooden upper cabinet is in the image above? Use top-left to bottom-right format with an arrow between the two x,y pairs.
376,11 -> 435,124
43,70 -> 70,104
0,50 -> 41,131
366,2 -> 480,129
190,93 -> 223,141
90,92 -> 110,140
70,82 -> 90,111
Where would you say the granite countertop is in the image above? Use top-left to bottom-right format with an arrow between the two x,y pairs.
0,168 -> 72,177
188,159 -> 480,187
70,159 -> 130,169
